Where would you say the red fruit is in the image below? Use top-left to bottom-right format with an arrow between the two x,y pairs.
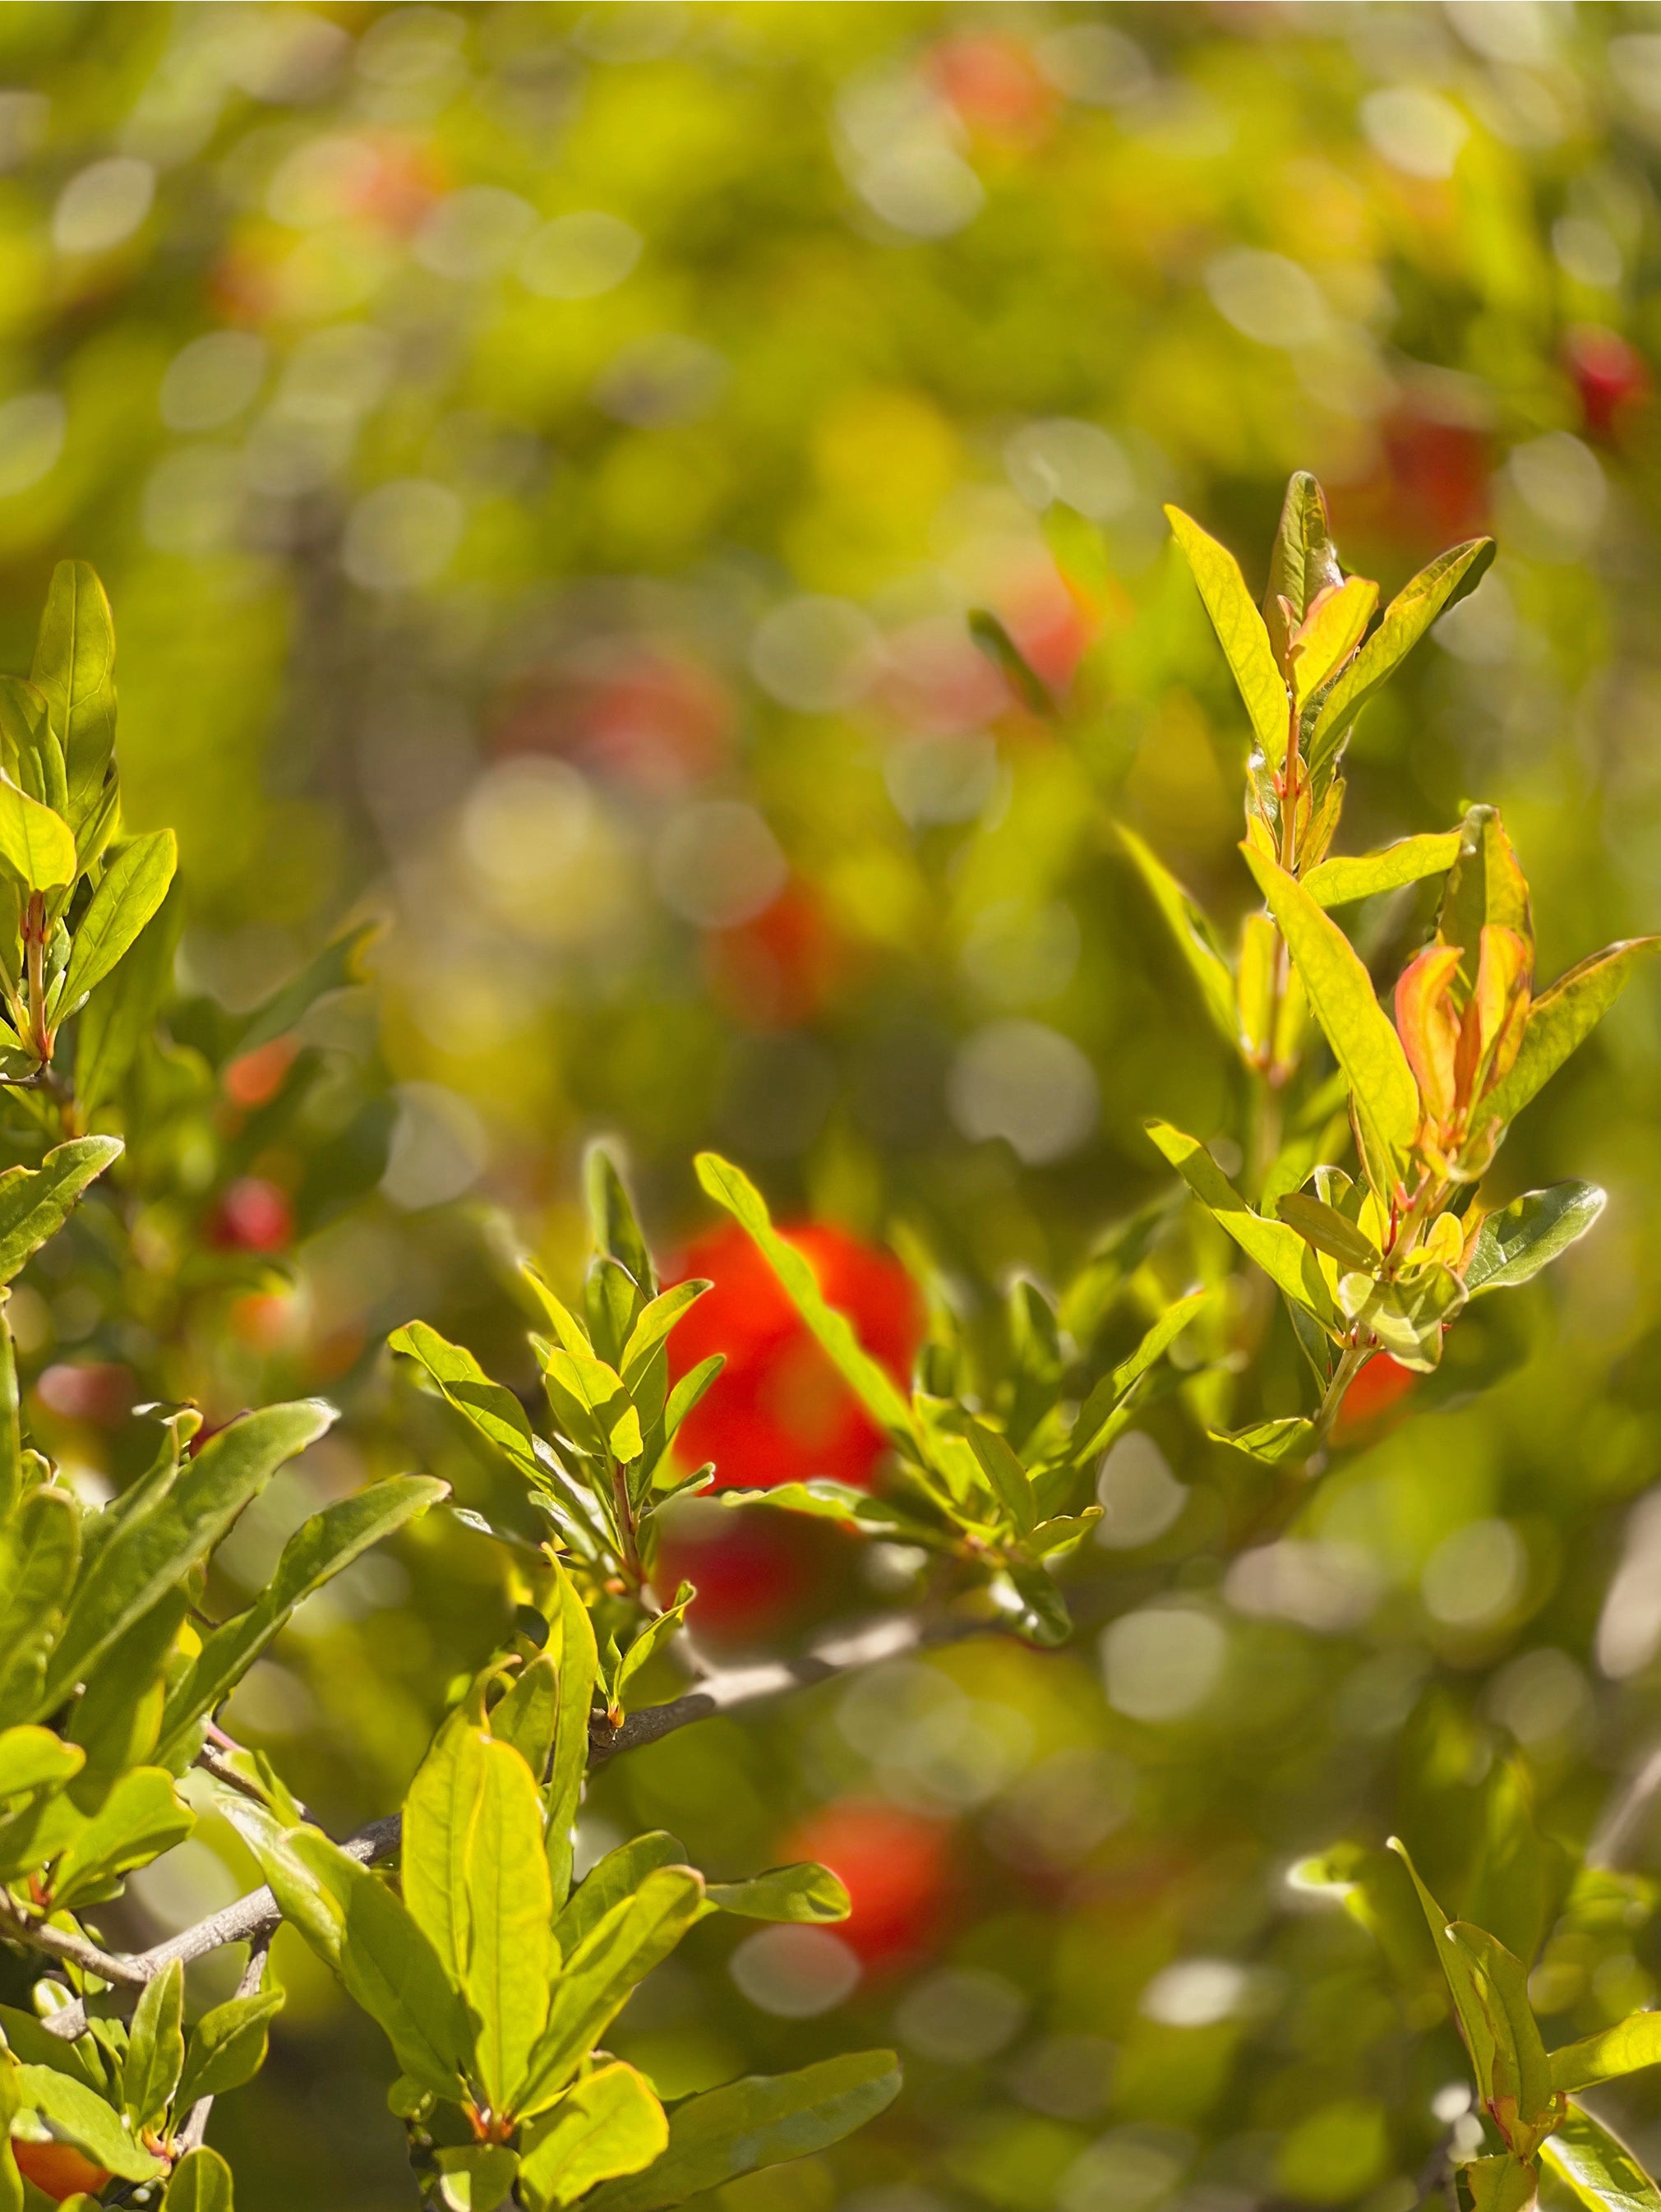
35,1362 -> 135,1427
491,649 -> 731,798
704,881 -> 844,1030
928,35 -> 1056,141
212,1177 -> 293,1254
653,1516 -> 814,1644
1380,411 -> 1491,546
1566,324 -> 1649,441
666,1222 -> 921,1492
1333,1353 -> 1419,1443
785,1800 -> 953,1963
224,1037 -> 297,1109
13,2139 -> 112,2200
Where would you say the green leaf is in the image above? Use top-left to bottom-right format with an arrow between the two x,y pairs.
0,781 -> 76,893
1541,2103 -> 1661,2212
164,2148 -> 236,2212
1389,1839 -> 1506,2110
1307,538 -> 1494,783
0,1309 -> 19,1526
584,1145 -> 657,1301
31,561 -> 116,833
1451,1920 -> 1557,2145
965,1419 -> 1036,1537
1165,506 -> 1289,764
402,1711 -> 490,1985
553,1834 -> 688,1960
1243,848 -> 1419,1198
520,2064 -> 668,2212
1117,825 -> 1238,1048
1485,940 -> 1661,1131
174,1990 -> 284,2111
12,2065 -> 164,2182
611,1585 -> 694,1715
464,1737 -> 552,2117
61,831 -> 177,1009
539,1345 -> 644,1464
390,1322 -> 548,1490
1456,2154 -> 1539,2212
619,1281 -> 710,1390
1465,1185 -> 1605,1298
1551,2013 -> 1661,2094
0,1490 -> 79,1730
121,1959 -> 184,2134
436,2145 -> 518,2210
0,1137 -> 122,1287
968,607 -> 1054,718
662,1355 -> 722,1444
694,1152 -> 918,1455
1208,1418 -> 1316,1465
516,1868 -> 704,2117
155,1475 -> 448,1762
491,1653 -> 559,1784
1303,833 -> 1463,909
1277,1190 -> 1381,1272
0,1726 -> 83,1805
1262,472 -> 1344,662
584,2051 -> 903,2212
51,1767 -> 194,1908
243,1819 -> 472,2100
706,1862 -> 851,1923
1144,1121 -> 1332,1323
42,1399 -> 336,1709
75,875 -> 182,1118
546,1559 -> 598,1910
1001,1556 -> 1073,1647
0,677 -> 65,818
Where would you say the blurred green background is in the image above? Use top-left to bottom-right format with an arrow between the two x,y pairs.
12,2 -> 1661,2207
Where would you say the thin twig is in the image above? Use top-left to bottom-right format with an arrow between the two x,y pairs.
31,1611 -> 953,2041
1587,1743 -> 1661,1870
174,1933 -> 271,2155
0,1897 -> 150,1991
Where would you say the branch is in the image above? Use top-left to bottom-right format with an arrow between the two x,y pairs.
1587,1743 -> 1661,1871
32,1609 -> 953,2041
174,1934 -> 270,2155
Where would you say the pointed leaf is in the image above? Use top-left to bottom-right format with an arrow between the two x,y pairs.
1069,1291 -> 1209,1461
51,1767 -> 194,1907
1389,1838 -> 1502,2105
1277,1191 -> 1381,1272
402,1713 -> 490,1984
43,1399 -> 336,1708
232,923 -> 376,1057
1308,539 -> 1495,780
0,782 -> 76,893
1208,1418 -> 1316,1465
1262,472 -> 1343,658
464,1737 -> 552,2116
584,2052 -> 903,2212
1145,1120 -> 1333,1323
122,1960 -> 184,2134
31,561 -> 116,831
390,1322 -> 549,1492
520,2062 -> 668,2212
516,1868 -> 704,2117
1243,848 -> 1419,1197
1484,940 -> 1661,1131
585,1146 -> 657,1301
157,1476 -> 447,1761
0,1137 -> 122,1286
706,1863 -> 850,1923
619,1281 -> 709,1390
553,1835 -> 688,1960
174,1990 -> 284,2111
968,607 -> 1054,717
61,831 -> 177,1009
1165,506 -> 1288,763
1452,1921 -> 1556,2142
1117,827 -> 1238,1046
546,1559 -> 597,1910
0,1493 -> 79,1728
694,1153 -> 918,1452
611,1586 -> 694,1715
1465,1185 -> 1606,1298
965,1420 -> 1036,1536
1303,833 -> 1463,909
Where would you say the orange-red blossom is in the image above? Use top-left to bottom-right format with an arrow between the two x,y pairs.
1394,923 -> 1531,1183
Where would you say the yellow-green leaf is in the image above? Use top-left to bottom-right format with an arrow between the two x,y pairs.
1551,2014 -> 1661,2095
1165,506 -> 1289,764
1541,2103 -> 1661,2212
1243,848 -> 1419,1198
0,780 -> 76,892
1118,826 -> 1238,1047
1303,833 -> 1462,909
464,1736 -> 552,2116
1145,1120 -> 1333,1324
1484,939 -> 1661,1132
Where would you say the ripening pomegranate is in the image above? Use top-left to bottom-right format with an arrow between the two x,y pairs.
13,2138 -> 112,2201
785,1799 -> 954,1964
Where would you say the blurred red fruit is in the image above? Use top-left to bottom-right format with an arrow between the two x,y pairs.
928,35 -> 1055,142
704,882 -> 845,1029
997,561 -> 1094,695
653,1515 -> 814,1644
35,1362 -> 135,1427
667,1222 -> 922,1491
224,1037 -> 298,1109
212,1177 -> 293,1254
1566,324 -> 1649,440
492,647 -> 731,797
1333,1352 -> 1419,1443
785,1799 -> 953,1963
1380,410 -> 1491,545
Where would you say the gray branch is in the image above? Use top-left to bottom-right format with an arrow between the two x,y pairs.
34,1611 -> 941,2043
